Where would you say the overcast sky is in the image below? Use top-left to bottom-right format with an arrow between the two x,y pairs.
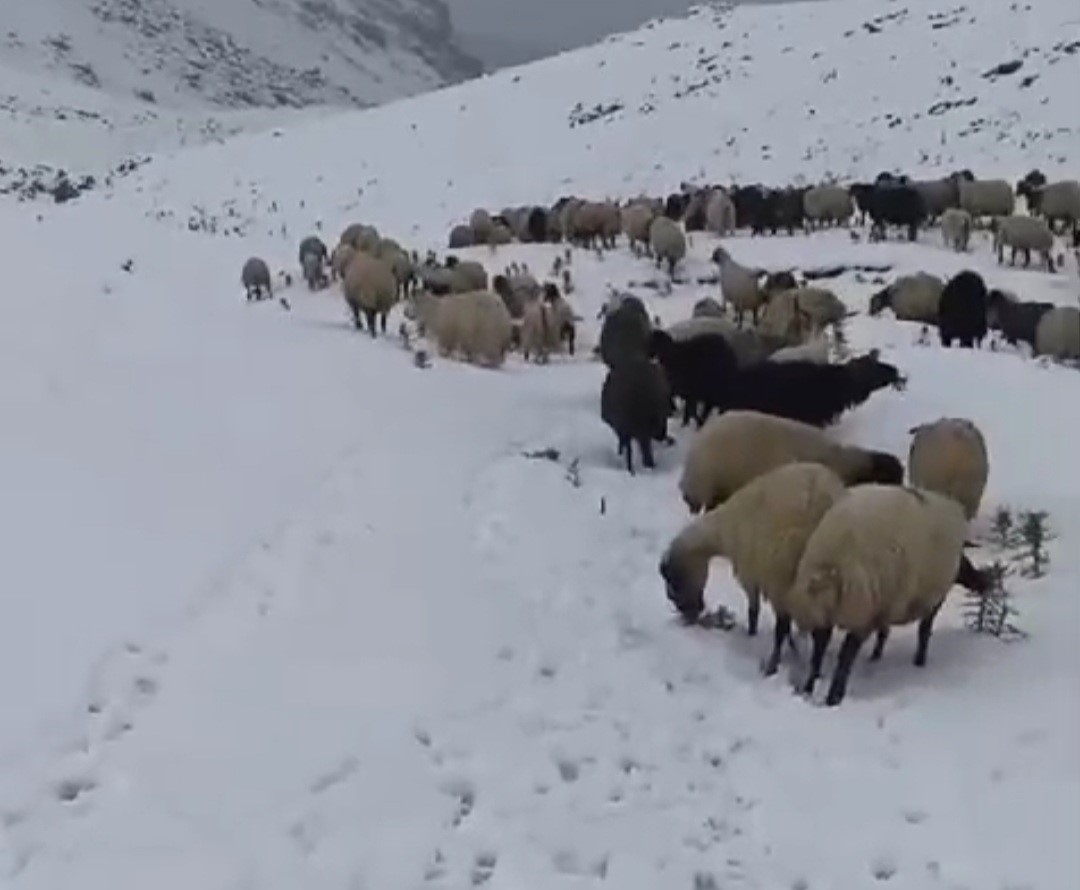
446,0 -> 793,67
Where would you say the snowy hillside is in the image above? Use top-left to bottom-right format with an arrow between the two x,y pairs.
0,0 -> 482,111
1,0 -> 1078,887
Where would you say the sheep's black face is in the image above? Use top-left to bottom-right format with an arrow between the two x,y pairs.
867,289 -> 890,317
865,452 -> 905,486
956,555 -> 992,595
659,554 -> 705,623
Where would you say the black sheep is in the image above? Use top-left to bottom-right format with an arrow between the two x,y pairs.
298,235 -> 328,266
601,357 -> 672,474
665,193 -> 689,220
649,330 -> 738,427
938,270 -> 989,348
865,182 -> 928,242
986,290 -> 1055,350
526,207 -> 549,243
727,351 -> 906,428
599,297 -> 651,368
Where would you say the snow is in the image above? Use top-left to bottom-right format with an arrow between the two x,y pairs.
1,0 -> 1079,886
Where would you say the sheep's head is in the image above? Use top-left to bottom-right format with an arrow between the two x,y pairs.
711,245 -> 730,265
867,286 -> 893,316
956,555 -> 993,595
659,550 -> 707,624
859,451 -> 905,486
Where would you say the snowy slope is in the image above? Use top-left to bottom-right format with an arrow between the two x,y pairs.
0,0 -> 482,111
1,0 -> 1078,887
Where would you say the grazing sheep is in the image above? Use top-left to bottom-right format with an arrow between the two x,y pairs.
469,208 -> 494,243
679,410 -> 904,514
787,484 -> 990,705
937,270 -> 989,348
599,296 -> 652,368
958,179 -> 1015,222
622,202 -> 656,255
1034,306 -> 1080,361
649,330 -> 739,427
908,418 -> 989,520
726,350 -> 905,428
692,296 -> 726,318
241,257 -> 272,301
446,257 -> 489,292
705,189 -> 737,235
667,316 -> 780,367
600,356 -> 672,474
491,271 -> 538,319
992,215 -> 1057,272
342,252 -> 397,336
661,463 -> 846,656
940,207 -> 972,252
803,185 -> 854,228
1025,180 -> 1080,235
712,246 -> 765,325
868,272 -> 944,323
649,216 -> 687,275
986,289 -> 1054,350
411,289 -> 513,367
448,224 -> 475,249
762,270 -> 798,297
759,286 -> 848,339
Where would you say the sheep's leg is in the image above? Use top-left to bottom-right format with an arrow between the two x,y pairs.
639,438 -> 656,470
620,437 -> 634,475
380,312 -> 388,334
913,602 -> 944,667
825,631 -> 868,706
869,627 -> 889,661
363,308 -> 378,338
349,305 -> 362,329
746,590 -> 761,636
763,612 -> 791,676
907,223 -> 917,242
681,399 -> 695,427
1022,248 -> 1031,268
801,627 -> 833,697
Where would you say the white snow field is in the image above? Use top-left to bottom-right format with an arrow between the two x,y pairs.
1,0 -> 1079,887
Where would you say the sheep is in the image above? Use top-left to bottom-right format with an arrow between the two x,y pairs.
411,289 -> 513,367
599,296 -> 652,368
379,246 -> 415,299
543,284 -> 577,356
938,270 -> 989,348
341,224 -> 380,252
600,356 -> 672,474
940,207 -> 972,252
912,177 -> 961,222
241,257 -> 272,301
301,251 -> 328,290
519,299 -> 554,363
768,331 -> 832,364
908,418 -> 989,521
330,242 -> 355,282
862,181 -> 927,242
649,216 -> 687,275
621,202 -> 656,255
958,179 -> 1015,222
679,410 -> 904,514
803,185 -> 853,228
985,289 -> 1054,350
667,316 -> 781,367
762,270 -> 798,297
661,462 -> 847,669
526,207 -> 549,243
712,246 -> 765,325
868,272 -> 943,323
992,215 -> 1056,272
1034,306 -> 1080,361
758,286 -> 848,340
692,297 -> 725,318
298,235 -> 328,267
491,271 -> 539,318
448,224 -> 475,249
705,189 -> 737,236
469,208 -> 494,243
342,251 -> 397,336
649,330 -> 738,427
488,224 -> 513,246
1025,180 -> 1080,236
446,257 -> 489,291
726,350 -> 905,428
786,483 -> 990,705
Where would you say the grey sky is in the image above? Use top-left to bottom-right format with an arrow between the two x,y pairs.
446,0 -> 792,67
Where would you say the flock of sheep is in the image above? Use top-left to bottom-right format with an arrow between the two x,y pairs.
235,166 -> 1077,706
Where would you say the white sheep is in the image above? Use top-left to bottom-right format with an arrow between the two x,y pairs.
758,286 -> 847,344
1031,180 -> 1080,232
993,215 -> 1056,272
1034,306 -> 1080,361
768,331 -> 832,364
679,410 -> 904,514
940,207 -> 972,252
469,208 -> 494,243
868,272 -> 944,323
648,216 -> 686,275
411,289 -> 513,367
712,245 -> 765,325
340,223 -> 380,253
705,189 -> 737,236
803,185 -> 854,228
787,483 -> 983,705
330,242 -> 355,281
907,417 -> 989,520
661,462 -> 846,671
519,299 -> 553,363
958,179 -> 1014,221
447,258 -> 489,292
621,202 -> 656,255
342,251 -> 397,336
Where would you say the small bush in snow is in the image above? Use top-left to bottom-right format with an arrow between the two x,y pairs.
962,560 -> 1026,640
1018,509 -> 1052,578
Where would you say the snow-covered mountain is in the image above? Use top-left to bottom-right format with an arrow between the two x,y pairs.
0,0 -> 482,112
1,0 -> 1077,888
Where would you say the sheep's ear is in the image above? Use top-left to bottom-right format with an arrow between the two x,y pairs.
867,347 -> 881,360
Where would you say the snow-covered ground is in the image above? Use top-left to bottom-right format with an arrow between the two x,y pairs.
1,0 -> 1078,886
